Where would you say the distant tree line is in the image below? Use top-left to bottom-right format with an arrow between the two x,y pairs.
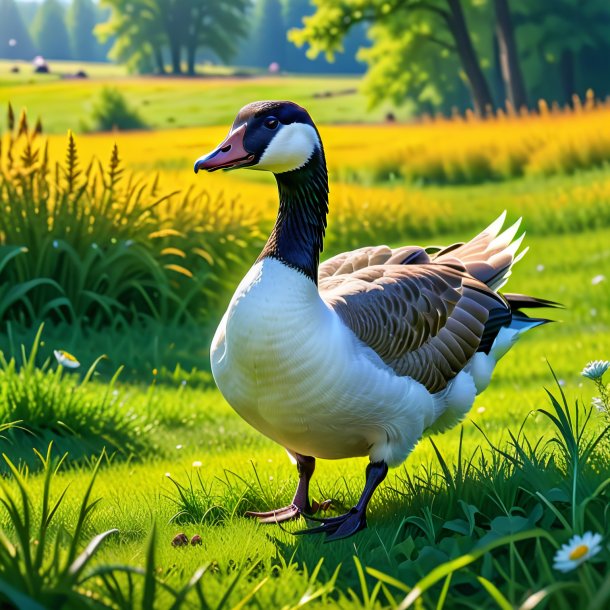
0,0 -> 110,62
1,0 -> 608,115
96,0 -> 366,75
0,0 -> 365,75
291,0 -> 610,114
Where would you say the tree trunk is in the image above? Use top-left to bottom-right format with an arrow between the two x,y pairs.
170,42 -> 182,74
494,0 -> 527,110
154,47 -> 166,74
445,0 -> 495,116
186,44 -> 196,76
559,49 -> 575,105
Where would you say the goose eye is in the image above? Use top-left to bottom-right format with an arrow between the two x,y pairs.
263,117 -> 279,130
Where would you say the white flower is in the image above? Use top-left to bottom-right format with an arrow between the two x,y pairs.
582,360 -> 610,380
592,274 -> 605,286
53,350 -> 80,369
192,460 -> 202,468
553,532 -> 603,572
592,397 -> 606,413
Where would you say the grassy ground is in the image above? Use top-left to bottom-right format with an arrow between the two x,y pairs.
1,225 -> 608,608
1,69 -> 610,607
0,60 -> 402,133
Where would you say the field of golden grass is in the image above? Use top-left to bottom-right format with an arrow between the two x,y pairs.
35,98 -> 610,254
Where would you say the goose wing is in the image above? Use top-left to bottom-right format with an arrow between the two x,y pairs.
320,263 -> 509,393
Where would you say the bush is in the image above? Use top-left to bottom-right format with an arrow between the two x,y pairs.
89,86 -> 147,131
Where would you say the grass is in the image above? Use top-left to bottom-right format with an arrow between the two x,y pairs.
0,61 -> 402,134
0,224 -> 608,608
1,71 -> 610,607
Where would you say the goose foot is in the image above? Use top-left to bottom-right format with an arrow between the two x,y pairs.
295,461 -> 388,542
246,454 -> 332,524
296,506 -> 368,541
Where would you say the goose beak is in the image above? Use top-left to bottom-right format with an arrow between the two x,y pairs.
194,123 -> 255,173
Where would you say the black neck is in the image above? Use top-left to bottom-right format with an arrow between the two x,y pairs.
257,147 -> 329,284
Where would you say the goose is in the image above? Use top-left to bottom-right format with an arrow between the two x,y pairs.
194,101 -> 558,541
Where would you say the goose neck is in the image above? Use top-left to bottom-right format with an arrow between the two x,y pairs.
258,149 -> 329,284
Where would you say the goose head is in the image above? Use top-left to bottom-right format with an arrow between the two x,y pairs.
194,101 -> 323,175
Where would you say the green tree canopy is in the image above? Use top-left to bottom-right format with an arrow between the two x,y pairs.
290,0 -> 496,115
252,0 -> 286,68
514,0 -> 610,105
68,0 -> 100,61
32,0 -> 72,60
97,0 -> 250,75
0,0 -> 36,60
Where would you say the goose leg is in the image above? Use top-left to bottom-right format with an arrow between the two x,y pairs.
245,454 -> 327,524
295,461 -> 388,541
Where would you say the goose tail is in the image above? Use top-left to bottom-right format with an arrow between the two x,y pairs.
432,212 -> 528,291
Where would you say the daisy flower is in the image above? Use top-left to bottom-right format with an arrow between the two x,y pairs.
553,532 -> 603,573
581,360 -> 609,381
53,350 -> 80,369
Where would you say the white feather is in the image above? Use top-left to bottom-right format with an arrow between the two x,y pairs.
211,258 -> 438,467
254,123 -> 320,173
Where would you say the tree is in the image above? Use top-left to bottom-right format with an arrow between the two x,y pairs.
183,0 -> 250,75
68,0 -> 99,61
0,0 -> 36,60
514,0 -> 610,105
290,0 -> 496,115
32,0 -> 72,60
98,0 -> 249,75
251,0 -> 286,68
494,0 -> 527,109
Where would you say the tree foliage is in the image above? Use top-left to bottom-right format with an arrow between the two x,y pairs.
67,0 -> 99,61
290,0 -> 496,115
290,0 -> 610,114
97,0 -> 249,75
0,0 -> 36,60
32,0 -> 72,60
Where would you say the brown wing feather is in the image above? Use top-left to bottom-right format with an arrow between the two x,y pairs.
320,264 -> 508,393
319,245 -> 431,280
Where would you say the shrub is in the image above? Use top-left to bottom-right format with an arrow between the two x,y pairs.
89,86 -> 147,132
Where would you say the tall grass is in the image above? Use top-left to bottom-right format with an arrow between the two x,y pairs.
337,94 -> 610,185
0,326 -> 149,465
0,105 -> 263,332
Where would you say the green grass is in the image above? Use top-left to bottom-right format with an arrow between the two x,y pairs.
0,60 -> 402,133
0,222 -> 608,608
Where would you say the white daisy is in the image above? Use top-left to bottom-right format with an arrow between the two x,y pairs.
192,460 -> 202,468
53,350 -> 80,369
582,360 -> 610,380
553,532 -> 603,573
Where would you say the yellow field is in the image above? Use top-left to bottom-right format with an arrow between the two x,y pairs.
28,98 -> 610,255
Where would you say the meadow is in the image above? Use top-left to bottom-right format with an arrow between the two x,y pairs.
1,68 -> 610,609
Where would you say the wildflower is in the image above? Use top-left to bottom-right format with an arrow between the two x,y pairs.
53,350 -> 80,369
536,264 -> 544,272
592,397 -> 605,412
591,274 -> 605,285
192,460 -> 202,468
582,360 -> 610,380
176,444 -> 183,450
553,532 -> 603,572
52,240 -> 59,248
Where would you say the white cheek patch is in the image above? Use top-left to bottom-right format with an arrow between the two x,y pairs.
255,123 -> 320,173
